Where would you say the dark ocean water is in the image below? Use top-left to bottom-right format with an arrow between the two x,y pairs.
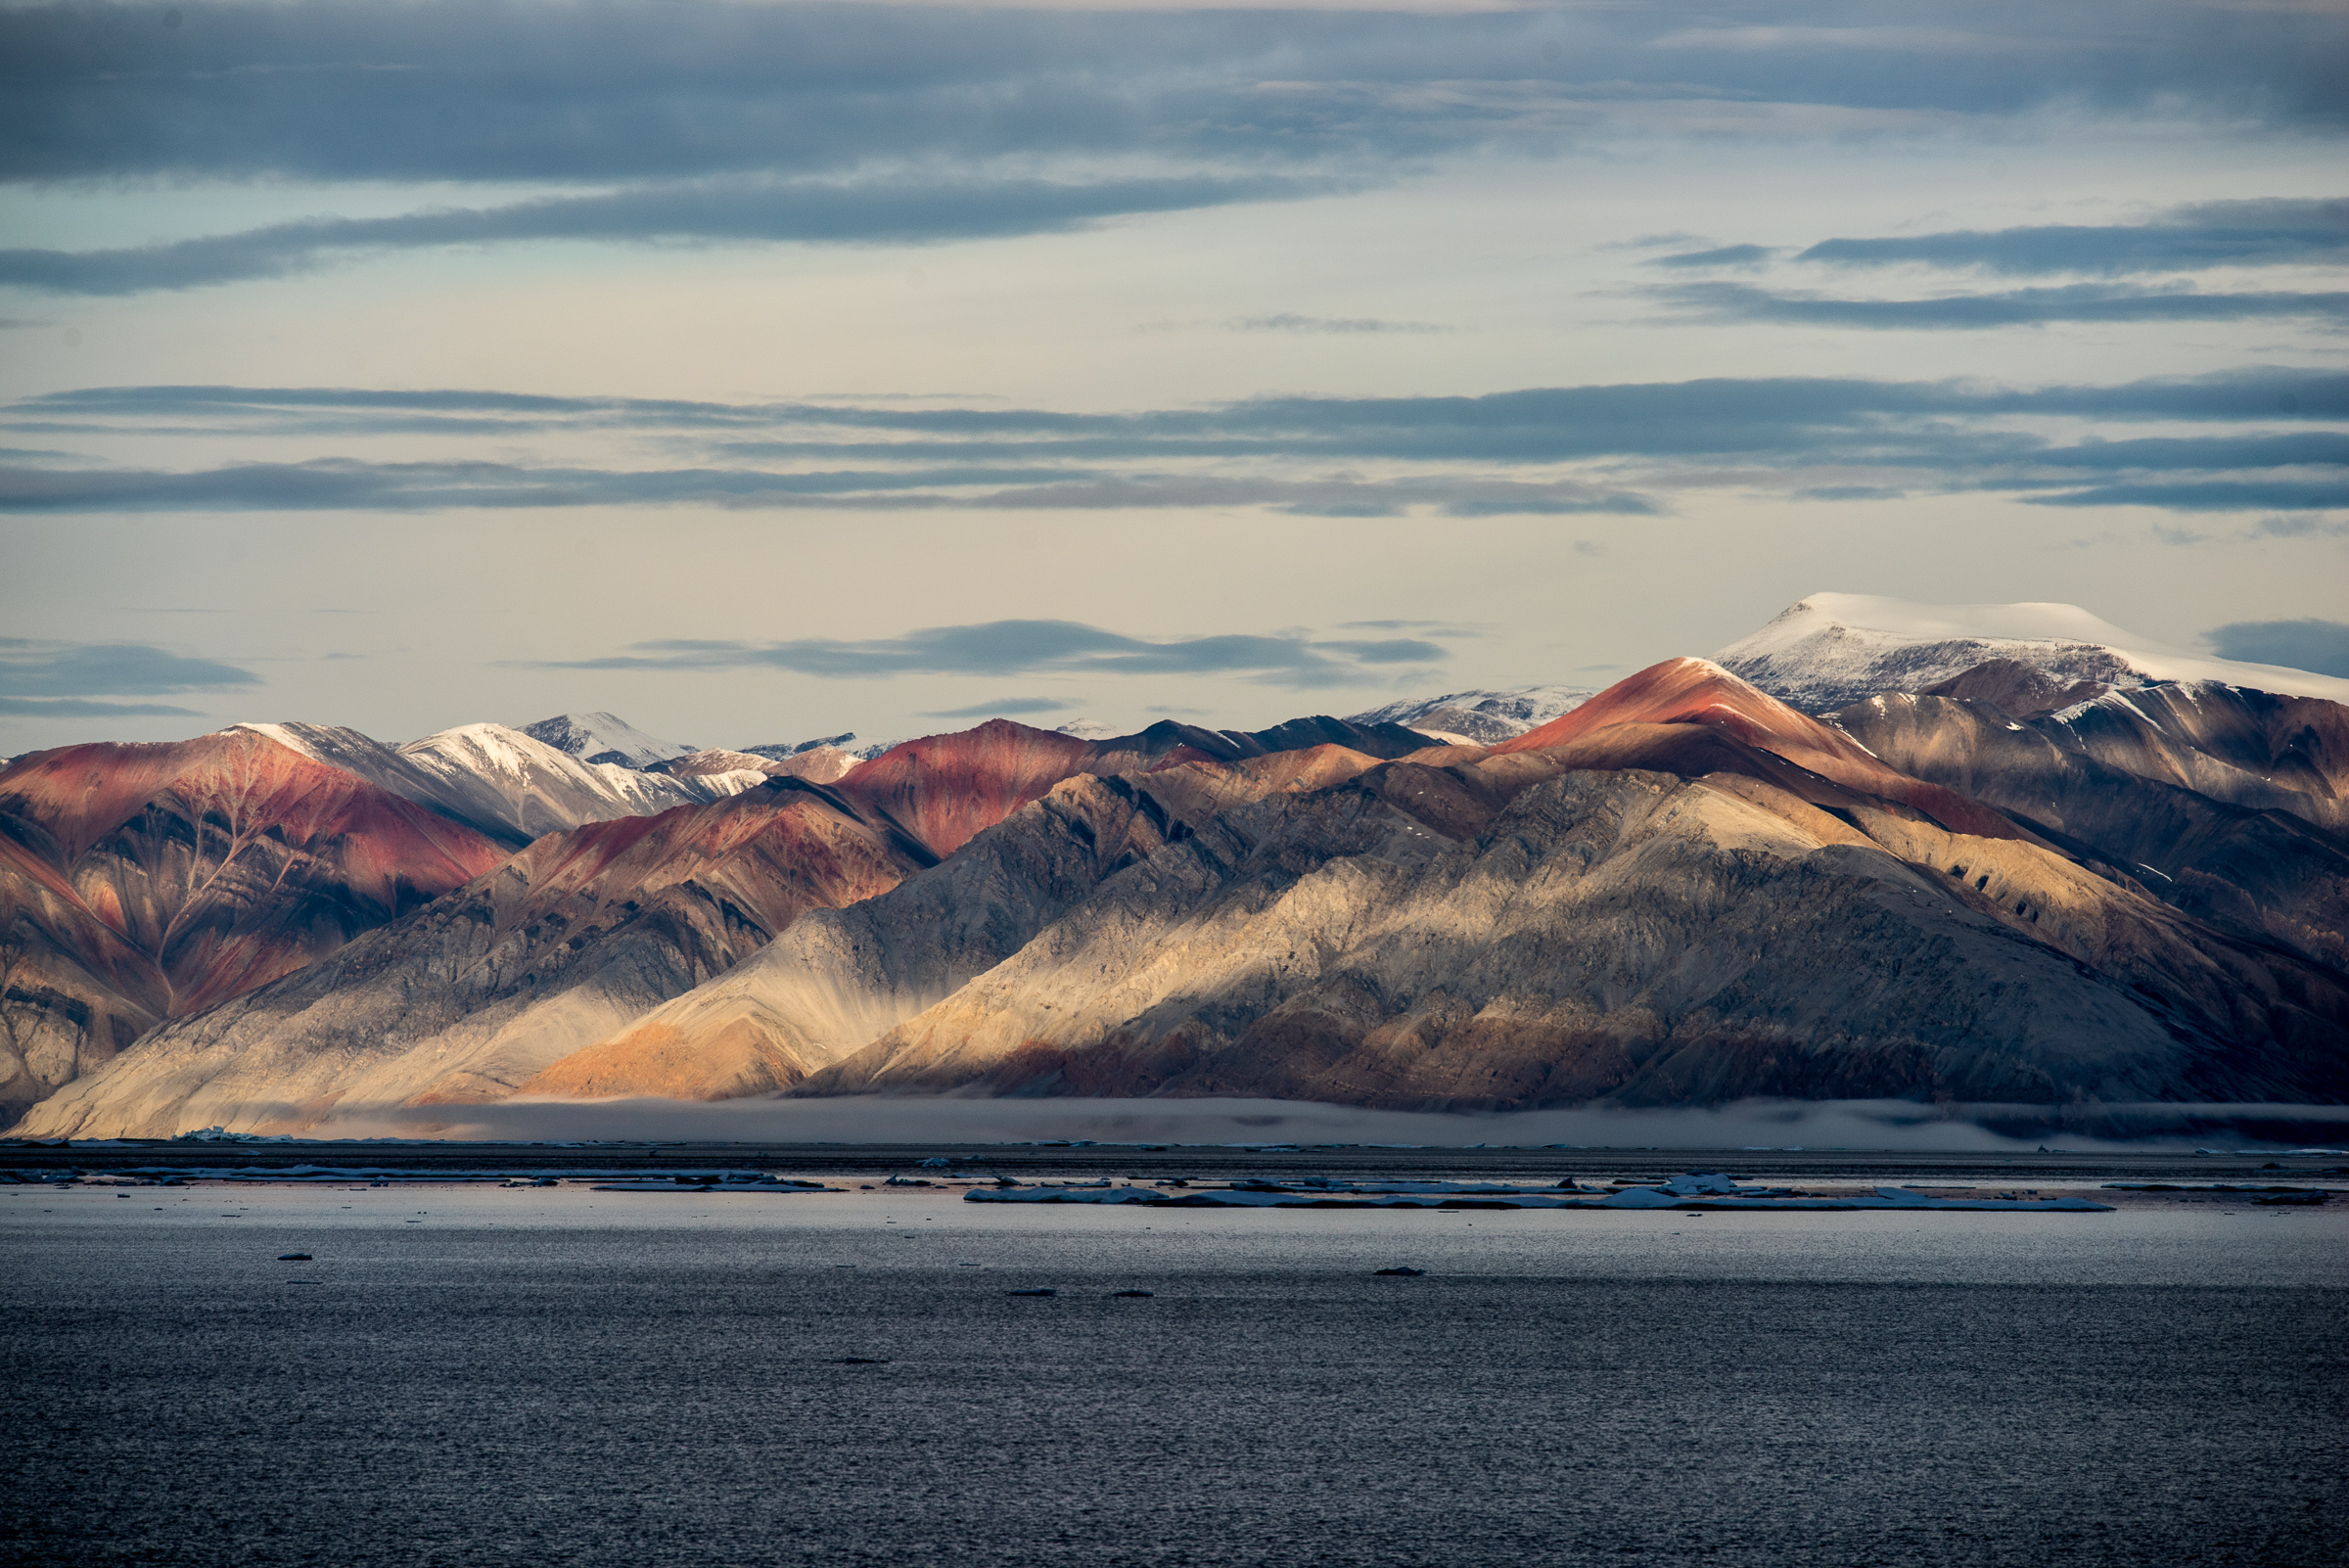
5,1186 -> 2344,1567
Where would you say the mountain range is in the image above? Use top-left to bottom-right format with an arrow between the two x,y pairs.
6,593 -> 2345,1139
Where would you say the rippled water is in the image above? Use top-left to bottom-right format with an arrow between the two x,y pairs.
6,1184 -> 2343,1567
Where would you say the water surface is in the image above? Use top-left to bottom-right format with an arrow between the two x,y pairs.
6,1184 -> 2342,1567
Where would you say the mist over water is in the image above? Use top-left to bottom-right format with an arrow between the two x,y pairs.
315,1094 -> 2349,1152
6,1186 -> 2342,1568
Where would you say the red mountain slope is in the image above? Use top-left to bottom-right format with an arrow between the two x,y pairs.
834,719 -> 1098,860
0,730 -> 508,1121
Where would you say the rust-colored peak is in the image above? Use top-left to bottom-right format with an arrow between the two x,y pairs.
1493,657 -> 1866,762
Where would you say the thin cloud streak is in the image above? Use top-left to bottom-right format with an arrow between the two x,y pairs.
1656,280 -> 2349,330
1228,314 -> 1449,334
0,176 -> 1319,296
1795,198 -> 2349,275
0,696 -> 208,717
920,697 -> 1080,718
527,620 -> 1454,690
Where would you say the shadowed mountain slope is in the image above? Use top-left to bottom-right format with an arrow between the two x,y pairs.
1836,685 -> 2349,972
796,752 -> 2348,1111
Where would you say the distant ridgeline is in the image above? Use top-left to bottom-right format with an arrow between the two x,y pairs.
6,595 -> 2347,1140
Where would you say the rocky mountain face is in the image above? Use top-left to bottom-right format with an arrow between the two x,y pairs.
0,730 -> 508,1126
1716,592 -> 2349,714
519,712 -> 694,769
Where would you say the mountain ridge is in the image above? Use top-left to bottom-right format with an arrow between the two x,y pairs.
9,596 -> 2347,1137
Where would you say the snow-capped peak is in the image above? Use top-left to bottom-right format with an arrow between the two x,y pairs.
1347,684 -> 1597,746
519,711 -> 692,769
1714,592 -> 2349,713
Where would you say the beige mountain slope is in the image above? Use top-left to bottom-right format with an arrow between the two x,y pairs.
518,746 -> 1387,1100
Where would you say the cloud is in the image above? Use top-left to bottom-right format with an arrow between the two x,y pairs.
2019,482 -> 2344,512
0,458 -> 1658,519
919,696 -> 1079,718
1656,280 -> 2349,330
2205,618 -> 2349,677
4,1 -> 2329,196
1796,484 -> 1909,500
0,175 -> 1317,296
4,368 -> 2341,522
1228,315 -> 1448,335
0,696 -> 207,717
1335,619 -> 1486,637
1648,245 -> 1776,269
0,638 -> 259,697
1795,198 -> 2349,276
529,619 -> 1455,689
2244,513 -> 2349,539
22,366 -> 2347,446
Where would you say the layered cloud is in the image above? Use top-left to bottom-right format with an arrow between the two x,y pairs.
11,2 -> 2337,184
4,369 -> 2340,523
1646,197 -> 2349,331
4,2 -> 2344,292
530,621 -> 1451,690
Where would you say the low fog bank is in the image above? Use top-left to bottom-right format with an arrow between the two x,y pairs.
309,1096 -> 2349,1151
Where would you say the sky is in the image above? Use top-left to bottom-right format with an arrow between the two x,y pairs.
2,0 -> 2345,755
